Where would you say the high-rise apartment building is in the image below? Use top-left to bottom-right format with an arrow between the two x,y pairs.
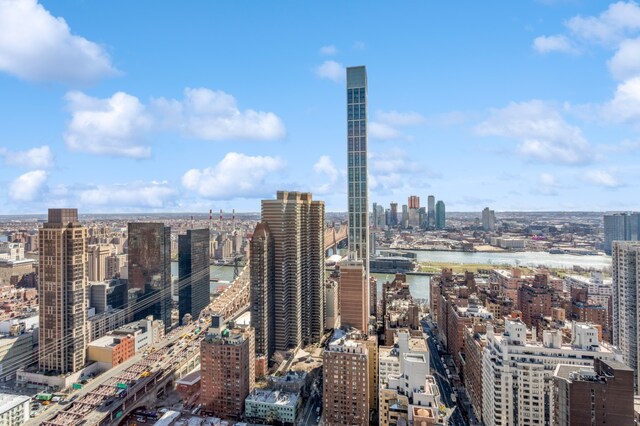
347,65 -> 369,269
408,195 -> 420,210
38,208 -> 88,374
200,317 -> 255,419
390,202 -> 398,227
127,222 -> 172,333
435,200 -> 446,230
323,330 -> 371,426
482,318 -> 620,426
552,358 -> 634,426
427,195 -> 435,228
87,244 -> 115,282
604,213 -> 640,255
339,261 -> 369,332
612,241 -> 640,389
178,229 -> 210,323
250,191 -> 324,355
481,207 -> 496,232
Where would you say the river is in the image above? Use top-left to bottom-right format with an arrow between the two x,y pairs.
396,250 -> 612,270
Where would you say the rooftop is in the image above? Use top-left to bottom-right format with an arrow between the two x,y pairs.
0,393 -> 30,414
246,389 -> 299,407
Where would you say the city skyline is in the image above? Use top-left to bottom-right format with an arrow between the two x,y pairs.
1,2 -> 640,214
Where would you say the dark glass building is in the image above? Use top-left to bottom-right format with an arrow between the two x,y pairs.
127,222 -> 172,332
178,229 -> 210,322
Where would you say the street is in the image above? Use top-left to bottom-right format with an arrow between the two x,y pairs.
421,319 -> 468,426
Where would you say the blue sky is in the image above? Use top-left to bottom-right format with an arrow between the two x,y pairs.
1,0 -> 639,213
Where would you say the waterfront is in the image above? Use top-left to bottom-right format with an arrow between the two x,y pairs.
401,250 -> 611,270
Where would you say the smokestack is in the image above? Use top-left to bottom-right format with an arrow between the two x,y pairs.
232,209 -> 236,231
219,209 -> 223,230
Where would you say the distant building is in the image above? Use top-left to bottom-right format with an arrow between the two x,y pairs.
38,208 -> 88,375
435,201 -> 446,230
390,202 -> 398,227
604,213 -> 640,254
612,241 -> 640,390
427,195 -> 435,228
87,244 -> 115,282
178,229 -> 210,322
200,319 -> 255,420
127,222 -> 172,333
552,358 -> 634,426
481,207 -> 496,231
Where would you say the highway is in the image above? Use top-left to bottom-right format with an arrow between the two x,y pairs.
421,319 -> 467,426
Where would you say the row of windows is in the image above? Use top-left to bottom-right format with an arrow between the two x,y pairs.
347,105 -> 366,120
347,152 -> 366,167
347,87 -> 366,103
348,138 -> 367,153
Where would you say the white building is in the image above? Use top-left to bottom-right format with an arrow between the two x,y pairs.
378,330 -> 429,387
0,394 -> 30,425
482,318 -> 621,426
244,389 -> 300,424
564,272 -> 612,307
612,241 -> 640,390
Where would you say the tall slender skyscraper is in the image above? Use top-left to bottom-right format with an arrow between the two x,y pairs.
435,200 -> 446,230
38,208 -> 88,374
128,222 -> 172,332
178,228 -> 210,322
347,66 -> 369,268
604,213 -> 640,255
250,191 -> 325,355
427,195 -> 435,228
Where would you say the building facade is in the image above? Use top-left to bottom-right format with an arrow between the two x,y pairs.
127,222 -> 172,332
611,241 -> 640,389
347,65 -> 369,271
252,191 -> 325,354
552,358 -> 634,426
178,229 -> 210,322
38,208 -> 88,374
339,261 -> 369,333
200,321 -> 255,419
435,201 -> 446,230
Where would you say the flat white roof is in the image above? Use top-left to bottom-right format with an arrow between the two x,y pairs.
0,393 -> 30,414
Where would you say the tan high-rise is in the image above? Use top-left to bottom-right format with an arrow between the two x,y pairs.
339,261 -> 369,333
38,209 -> 88,374
254,191 -> 324,353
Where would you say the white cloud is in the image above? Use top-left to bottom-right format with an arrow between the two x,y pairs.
8,170 -> 47,201
76,181 -> 177,208
153,88 -> 286,141
375,111 -> 425,126
0,0 -> 118,84
319,45 -> 338,55
369,122 -> 406,140
312,155 -> 344,195
566,1 -> 640,45
475,100 -> 593,165
64,91 -> 153,158
64,88 -> 286,158
182,152 -> 287,199
353,41 -> 366,50
603,76 -> 640,123
608,38 -> 640,80
369,110 -> 426,141
583,170 -> 622,187
369,148 -> 440,194
532,35 -> 578,54
0,145 -> 53,169
313,155 -> 339,182
315,60 -> 344,83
